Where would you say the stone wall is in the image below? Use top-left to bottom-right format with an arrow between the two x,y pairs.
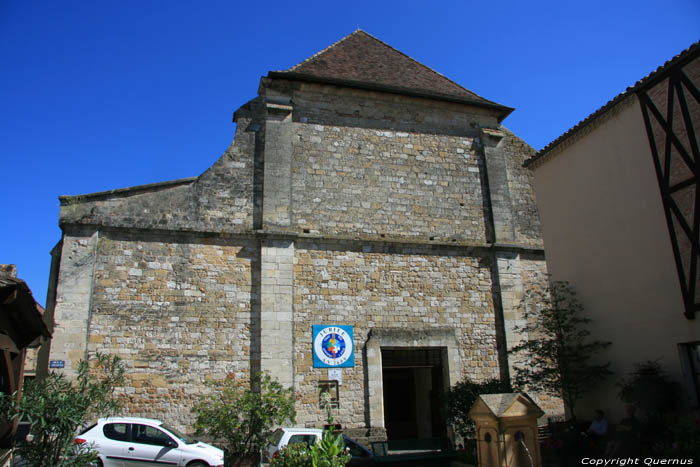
0,265 -> 17,277
498,132 -> 543,247
49,68 -> 557,435
495,252 -> 562,416
290,125 -> 488,242
265,79 -> 501,136
291,240 -> 500,428
50,228 -> 99,374
84,229 -> 256,431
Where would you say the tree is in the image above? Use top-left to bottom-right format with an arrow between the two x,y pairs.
509,280 -> 612,421
445,377 -> 512,439
0,353 -> 125,467
192,372 -> 296,466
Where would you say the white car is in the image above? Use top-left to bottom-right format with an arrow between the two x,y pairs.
263,427 -> 375,465
264,427 -> 323,462
75,417 -> 224,467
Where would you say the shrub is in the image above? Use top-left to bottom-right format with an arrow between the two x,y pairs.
309,426 -> 351,467
192,372 -> 296,466
270,442 -> 312,467
0,353 -> 125,467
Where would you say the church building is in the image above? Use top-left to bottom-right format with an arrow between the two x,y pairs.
45,30 -> 556,441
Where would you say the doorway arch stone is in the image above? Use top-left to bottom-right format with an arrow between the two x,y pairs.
364,328 -> 462,431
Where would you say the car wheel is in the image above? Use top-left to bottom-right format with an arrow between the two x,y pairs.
187,462 -> 208,467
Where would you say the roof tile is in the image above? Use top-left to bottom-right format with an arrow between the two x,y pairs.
272,30 -> 507,112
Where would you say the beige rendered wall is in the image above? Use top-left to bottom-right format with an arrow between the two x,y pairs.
532,95 -> 699,422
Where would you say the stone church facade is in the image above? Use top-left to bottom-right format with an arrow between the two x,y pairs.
46,31 -> 557,439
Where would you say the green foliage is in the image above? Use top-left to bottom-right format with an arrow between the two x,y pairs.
617,360 -> 677,422
192,372 -> 296,465
509,280 -> 612,421
0,353 -> 125,467
445,378 -> 512,438
309,427 -> 351,467
310,389 -> 351,467
270,442 -> 312,467
269,430 -> 350,467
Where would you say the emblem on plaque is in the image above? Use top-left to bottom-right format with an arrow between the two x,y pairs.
313,325 -> 354,368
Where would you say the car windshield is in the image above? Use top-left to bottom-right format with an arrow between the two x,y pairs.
160,424 -> 196,444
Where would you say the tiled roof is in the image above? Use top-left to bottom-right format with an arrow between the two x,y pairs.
269,30 -> 513,119
525,39 -> 700,168
0,277 -> 50,349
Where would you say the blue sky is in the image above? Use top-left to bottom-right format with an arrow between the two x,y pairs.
2,0 -> 699,306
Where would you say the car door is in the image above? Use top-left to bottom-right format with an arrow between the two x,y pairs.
98,422 -> 130,467
122,423 -> 182,467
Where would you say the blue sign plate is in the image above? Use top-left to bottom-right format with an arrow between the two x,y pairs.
49,360 -> 65,369
313,325 -> 354,368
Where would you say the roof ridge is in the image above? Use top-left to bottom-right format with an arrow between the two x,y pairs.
283,29 -> 363,72
355,30 -> 499,106
285,30 -> 498,105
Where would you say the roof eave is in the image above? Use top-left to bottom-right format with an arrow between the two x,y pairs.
525,39 -> 700,169
59,177 -> 197,206
267,71 -> 514,122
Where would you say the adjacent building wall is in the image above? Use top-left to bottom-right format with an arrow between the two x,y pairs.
531,95 -> 698,420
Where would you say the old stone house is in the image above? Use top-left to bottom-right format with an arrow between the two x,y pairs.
45,30 -> 556,440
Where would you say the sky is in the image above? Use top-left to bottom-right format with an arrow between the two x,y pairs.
1,0 -> 699,307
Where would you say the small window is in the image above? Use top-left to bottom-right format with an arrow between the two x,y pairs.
103,423 -> 128,442
318,380 -> 339,408
132,424 -> 175,447
287,434 -> 317,447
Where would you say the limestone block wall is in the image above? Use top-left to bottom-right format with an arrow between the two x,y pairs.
260,240 -> 295,387
85,230 -> 256,431
50,228 -> 99,374
23,348 -> 38,376
49,70 -> 555,434
496,252 -> 562,416
266,80 -> 502,136
291,240 -> 500,428
290,125 -> 488,242
499,132 -> 543,247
